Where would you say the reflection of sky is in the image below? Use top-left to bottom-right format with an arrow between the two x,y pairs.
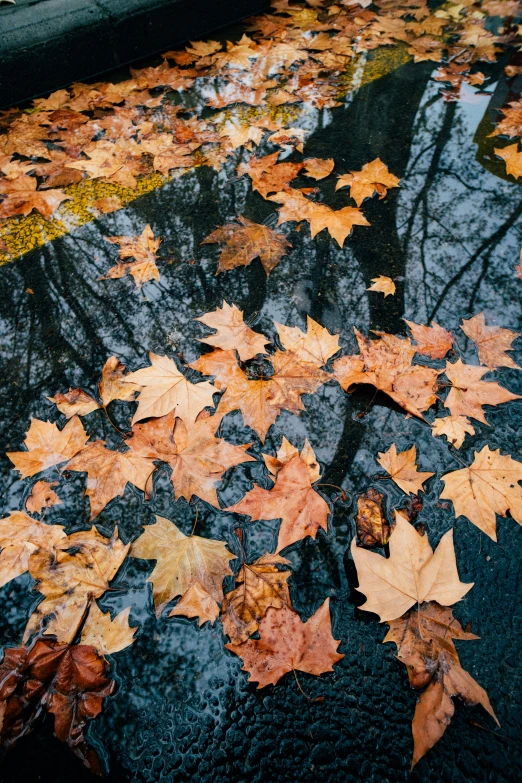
0,56 -> 521,782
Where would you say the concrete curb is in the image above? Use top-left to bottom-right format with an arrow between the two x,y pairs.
0,0 -> 269,109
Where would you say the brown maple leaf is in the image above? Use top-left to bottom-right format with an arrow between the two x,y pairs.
227,453 -> 329,552
0,511 -> 65,588
335,158 -> 400,206
225,600 -> 343,688
355,488 -> 391,547
432,415 -> 475,449
333,329 -> 440,420
0,174 -> 70,219
404,319 -> 454,360
79,604 -> 137,655
201,215 -> 291,275
237,152 -> 303,197
489,99 -> 522,140
367,275 -> 396,297
274,315 -> 340,367
25,480 -> 62,514
195,301 -> 269,362
495,143 -> 522,178
443,359 -> 520,424
222,552 -> 292,644
102,225 -> 161,288
352,511 -> 472,622
377,444 -> 434,495
7,417 -> 89,478
263,436 -> 321,483
302,157 -> 335,180
66,441 -> 156,518
460,312 -> 521,370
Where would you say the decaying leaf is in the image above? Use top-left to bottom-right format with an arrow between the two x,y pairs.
352,511 -> 472,622
355,488 -> 391,547
227,453 -> 329,552
25,528 -> 129,642
103,225 -> 161,288
237,152 -> 304,197
222,552 -> 292,643
335,158 -> 400,206
377,444 -> 434,495
130,515 -> 235,618
0,639 -> 114,773
202,215 -> 291,275
404,320 -> 454,360
441,445 -> 522,540
367,275 -> 396,297
443,359 -> 520,424
334,329 -> 440,420
225,599 -> 343,688
432,415 -> 475,449
80,604 -> 137,655
0,511 -> 65,588
7,416 -> 89,478
195,301 -> 269,361
125,352 -> 216,425
460,312 -> 521,370
25,480 -> 62,514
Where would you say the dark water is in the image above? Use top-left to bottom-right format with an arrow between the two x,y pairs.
0,32 -> 521,783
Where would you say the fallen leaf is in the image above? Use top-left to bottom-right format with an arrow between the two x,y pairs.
495,143 -> 522,178
202,215 -> 291,275
302,157 -> 335,180
377,444 -> 434,494
48,388 -> 101,418
237,152 -> 304,198
25,480 -> 62,514
0,178 -> 71,220
7,417 -> 89,478
225,599 -> 343,688
125,352 -> 216,425
460,312 -> 521,370
103,225 -> 161,288
93,196 -> 122,214
443,359 -> 520,424
130,515 -> 235,617
222,552 -> 292,643
441,445 -> 522,540
0,511 -> 65,588
66,441 -> 156,518
355,488 -> 391,547
49,356 -> 140,418
432,415 -> 475,449
80,604 -> 137,655
367,275 -> 396,297
404,320 -> 453,360
195,301 -> 269,361
275,315 -> 340,367
25,528 -> 129,642
227,453 -> 329,552
168,581 -> 220,625
263,436 -> 321,483
335,158 -> 400,206
351,511 -> 473,622
334,329 -> 440,420
267,127 -> 306,153
307,202 -> 370,247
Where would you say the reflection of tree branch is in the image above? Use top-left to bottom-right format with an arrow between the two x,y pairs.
428,201 -> 522,320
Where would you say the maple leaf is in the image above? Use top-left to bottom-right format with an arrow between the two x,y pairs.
432,415 -> 475,449
237,152 -> 304,198
367,275 -> 396,297
377,444 -> 434,494
127,411 -> 254,507
333,329 -> 440,420
351,511 -> 473,622
201,215 -> 291,275
404,319 -> 454,360
440,445 -> 522,540
302,157 -> 335,180
0,174 -> 70,220
384,602 -> 498,768
66,441 -> 156,519
195,301 -> 269,361
25,479 -> 62,514
25,528 -> 129,642
168,581 -> 220,626
495,143 -> 522,178
0,511 -> 65,588
7,416 -> 89,478
124,352 -> 216,425
460,312 -> 520,370
443,359 -> 520,424
219,121 -> 264,149
222,552 -> 292,644
489,99 -> 522,140
80,604 -> 137,655
263,436 -> 321,483
267,127 -> 306,153
103,225 -> 161,288
0,639 -> 114,773
227,454 -> 329,552
274,315 -> 340,367
355,488 -> 391,547
130,515 -> 235,617
48,389 -> 101,418
335,158 -> 400,206
225,600 -> 343,688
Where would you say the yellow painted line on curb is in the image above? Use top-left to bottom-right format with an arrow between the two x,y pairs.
0,44 -> 411,267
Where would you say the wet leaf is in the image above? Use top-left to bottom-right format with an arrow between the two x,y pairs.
460,312 -> 521,370
80,604 -> 137,655
263,436 -> 321,483
195,301 -> 269,362
377,444 -> 434,494
0,511 -> 65,588
404,319 -> 454,360
168,581 -> 220,626
302,157 -> 335,180
25,480 -> 62,514
367,275 -> 396,297
275,315 -> 340,367
443,359 -> 520,424
202,215 -> 291,275
355,488 -> 391,547
432,415 -> 475,449
335,158 -> 400,206
103,225 -> 161,288
495,143 -> 522,178
7,417 -> 89,478
237,152 -> 304,198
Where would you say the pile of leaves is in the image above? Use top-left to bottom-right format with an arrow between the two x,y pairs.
1,297 -> 521,770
